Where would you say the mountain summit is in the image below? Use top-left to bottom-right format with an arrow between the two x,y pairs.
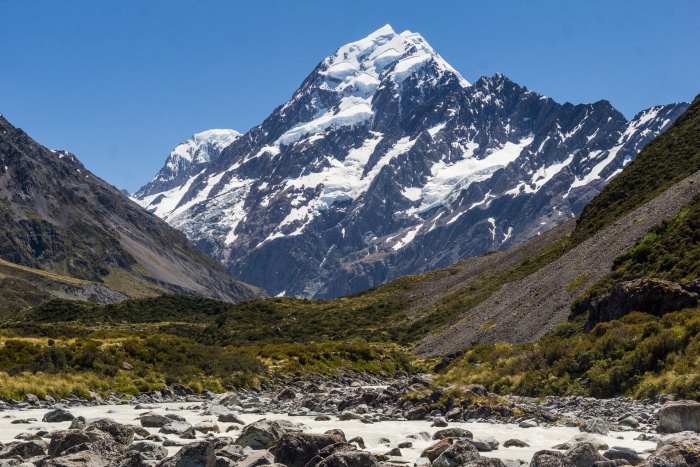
134,26 -> 688,299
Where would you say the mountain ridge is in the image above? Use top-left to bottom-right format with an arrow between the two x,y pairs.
0,114 -> 265,311
134,25 -> 688,299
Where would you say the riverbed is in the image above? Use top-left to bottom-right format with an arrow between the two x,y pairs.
0,401 -> 657,464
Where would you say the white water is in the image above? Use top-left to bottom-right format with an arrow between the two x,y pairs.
0,403 -> 656,462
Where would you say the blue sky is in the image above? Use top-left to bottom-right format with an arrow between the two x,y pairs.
1,1 -> 698,193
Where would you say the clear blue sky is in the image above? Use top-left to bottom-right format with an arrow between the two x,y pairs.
1,0 -> 698,193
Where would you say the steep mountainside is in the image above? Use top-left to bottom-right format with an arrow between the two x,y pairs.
0,115 -> 264,307
135,25 -> 687,299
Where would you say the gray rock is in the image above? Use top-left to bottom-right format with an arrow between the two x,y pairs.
159,421 -> 195,437
348,437 -> 366,449
160,440 -> 216,467
530,450 -> 576,467
566,442 -> 606,467
273,432 -> 345,467
554,433 -> 609,451
125,440 -> 169,461
0,440 -> 47,459
339,411 -> 361,421
42,450 -> 109,466
194,421 -> 220,434
463,438 -> 492,452
69,416 -> 86,430
639,445 -> 687,467
85,418 -> 135,446
432,417 -> 449,427
43,409 -> 75,423
22,394 -> 39,405
658,400 -> 700,433
603,446 -> 641,465
140,413 -> 171,428
483,436 -> 500,450
433,440 -> 480,467
504,439 -> 529,448
235,420 -> 287,449
218,412 -> 245,425
618,416 -> 639,429
315,450 -> 379,467
48,429 -> 92,456
433,428 -> 473,440
580,418 -> 609,436
519,419 -> 539,428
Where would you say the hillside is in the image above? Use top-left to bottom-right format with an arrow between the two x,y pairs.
0,114 -> 265,312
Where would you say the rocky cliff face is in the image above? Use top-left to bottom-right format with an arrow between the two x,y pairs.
134,25 -> 688,299
0,114 -> 263,303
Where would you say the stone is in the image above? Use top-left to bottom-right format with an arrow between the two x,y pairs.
463,438 -> 492,452
210,392 -> 241,409
140,413 -> 171,428
48,429 -> 92,456
348,437 -> 366,449
603,446 -> 641,465
85,419 -> 135,446
273,432 -> 345,467
432,440 -> 481,467
218,412 -> 245,425
530,450 -> 576,467
69,416 -> 86,430
553,433 -> 609,451
519,419 -> 539,428
122,361 -> 133,370
398,441 -> 413,449
433,428 -> 473,440
640,445 -> 688,467
274,387 -> 296,401
385,447 -> 401,456
339,411 -> 361,421
504,439 -> 529,448
315,450 -> 379,467
0,440 -> 47,459
580,418 -> 609,436
160,441 -> 216,467
42,450 -> 109,466
159,422 -> 195,437
618,416 -> 640,428
406,405 -> 428,420
42,409 -> 75,423
566,442 -> 606,467
194,421 -> 221,434
658,400 -> 700,433
235,420 -> 288,449
22,394 -> 39,405
125,440 -> 169,461
432,417 -> 449,427
421,439 -> 454,462
483,436 -> 500,450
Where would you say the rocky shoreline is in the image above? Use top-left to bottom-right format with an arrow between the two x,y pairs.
0,373 -> 698,466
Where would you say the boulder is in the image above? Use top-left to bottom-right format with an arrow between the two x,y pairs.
658,400 -> 700,433
504,439 -> 529,448
530,450 -> 576,467
315,450 -> 379,467
432,440 -> 480,467
124,441 -> 169,462
603,446 -> 641,465
463,438 -> 492,452
23,394 -> 39,405
566,442 -> 606,467
273,432 -> 346,467
194,421 -> 220,434
235,420 -> 288,449
433,428 -> 473,440
42,450 -> 109,466
48,429 -> 92,456
210,393 -> 241,409
85,419 -> 135,446
580,418 -> 610,436
160,441 -> 216,467
0,440 -> 47,459
43,409 -> 75,423
553,433 -> 609,451
585,279 -> 699,330
432,417 -> 449,427
519,419 -> 539,428
69,416 -> 86,430
639,445 -> 688,466
159,422 -> 195,437
421,439 -> 454,462
218,412 -> 245,425
140,413 -> 171,428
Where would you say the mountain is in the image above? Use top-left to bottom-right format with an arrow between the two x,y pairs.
134,25 -> 688,299
0,114 -> 264,311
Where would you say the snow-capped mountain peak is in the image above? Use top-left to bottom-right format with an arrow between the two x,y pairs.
134,26 -> 688,300
135,129 -> 241,198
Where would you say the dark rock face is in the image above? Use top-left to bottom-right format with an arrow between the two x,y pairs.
134,25 -> 688,299
159,440 -> 216,467
585,279 -> 699,330
0,114 -> 264,306
42,408 -> 75,423
530,450 -> 576,467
